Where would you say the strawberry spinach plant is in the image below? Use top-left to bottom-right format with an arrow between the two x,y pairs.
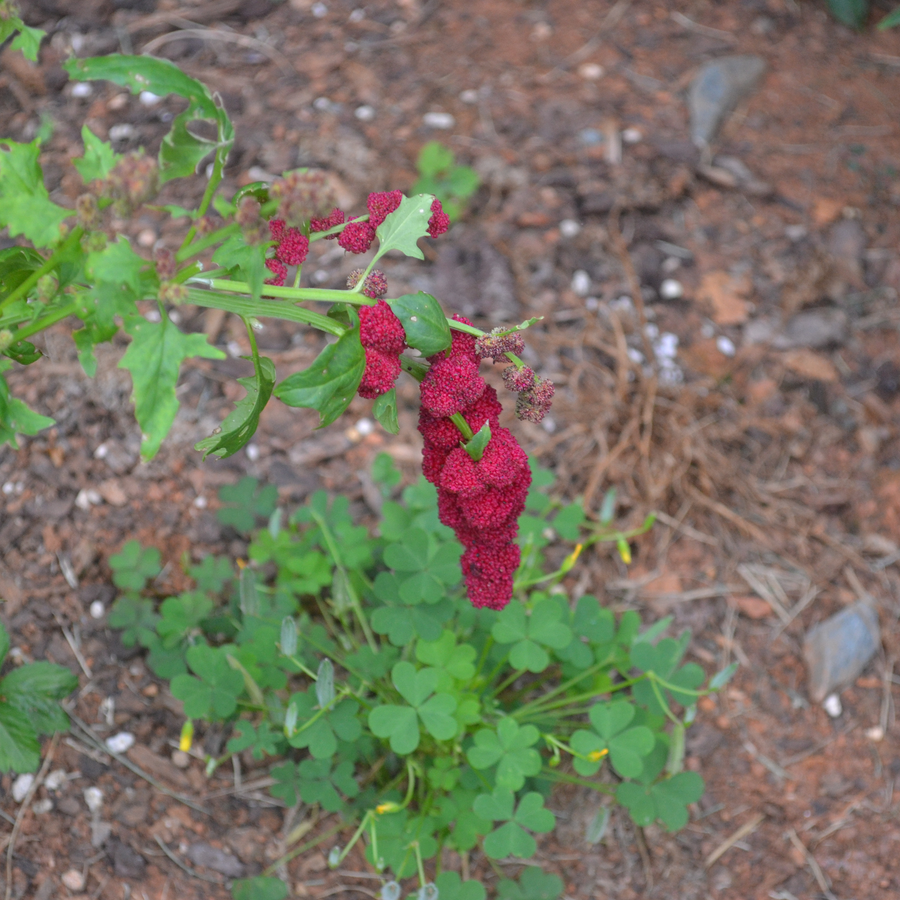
108,459 -> 734,900
0,11 -> 737,898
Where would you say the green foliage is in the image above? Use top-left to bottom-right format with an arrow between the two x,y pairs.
412,142 -> 481,221
0,622 -> 79,773
496,867 -> 564,900
391,292 -> 452,356
103,463 -> 730,900
826,0 -> 900,29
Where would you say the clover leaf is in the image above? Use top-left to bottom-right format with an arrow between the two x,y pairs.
434,871 -> 487,900
170,644 -> 244,720
416,630 -> 476,689
491,596 -> 572,673
570,700 -> 654,779
286,690 -> 361,759
473,789 -> 554,859
466,717 -> 541,791
109,540 -> 161,591
368,661 -> 457,754
366,810 -> 438,878
616,771 -> 704,832
630,634 -> 705,714
496,866 -> 564,900
382,526 -> 461,604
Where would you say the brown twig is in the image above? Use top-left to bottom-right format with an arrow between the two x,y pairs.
704,813 -> 765,869
786,827 -> 836,900
5,733 -> 59,900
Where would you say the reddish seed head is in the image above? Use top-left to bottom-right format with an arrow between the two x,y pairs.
502,365 -> 536,393
264,258 -> 287,286
366,190 -> 403,228
358,348 -> 401,399
420,356 -> 486,417
440,449 -> 487,499
516,375 -> 555,423
427,198 -> 450,238
359,300 -> 406,355
310,208 -> 346,235
268,218 -> 286,242
363,269 -> 388,299
475,331 -> 526,362
275,228 -> 310,266
339,219 -> 377,254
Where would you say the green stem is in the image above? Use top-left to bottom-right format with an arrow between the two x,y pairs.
185,287 -> 345,336
487,667 -> 525,701
175,222 -> 240,263
197,277 -> 376,307
0,227 -> 84,311
178,151 -> 226,254
513,656 -> 614,719
449,412 -> 474,441
533,770 -> 616,794
262,820 -> 346,876
13,300 -> 79,341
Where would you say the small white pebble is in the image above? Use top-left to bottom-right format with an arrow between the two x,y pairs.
89,600 -> 105,619
354,105 -> 375,121
661,257 -> 681,274
700,321 -> 716,338
71,82 -> 92,98
785,224 -> 808,242
577,62 -> 605,80
193,495 -> 208,509
659,278 -> 684,300
626,347 -> 644,365
311,2 -> 328,16
644,322 -> 659,340
61,870 -> 86,892
559,219 -> 581,238
348,8 -> 365,22
356,418 -> 374,436
12,774 -> 34,803
459,89 -> 479,104
541,416 -> 557,434
105,732 -> 135,754
585,297 -> 600,312
32,798 -> 54,814
145,308 -> 162,323
610,295 -> 633,313
168,309 -> 181,324
531,21 -> 553,40
658,361 -> 684,386
109,123 -> 136,142
865,725 -> 884,741
655,332 -> 678,360
139,91 -> 161,106
84,787 -> 104,813
45,770 -> 69,792
313,268 -> 330,284
571,269 -> 591,297
245,443 -> 260,462
75,489 -> 102,511
823,693 -> 842,718
226,340 -> 243,358
622,127 -> 643,144
313,97 -> 332,111
716,335 -> 736,357
423,111 -> 456,130
93,443 -> 109,460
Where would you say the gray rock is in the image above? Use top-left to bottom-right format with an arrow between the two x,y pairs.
827,218 -> 866,286
804,601 -> 880,703
773,308 -> 849,349
688,55 -> 767,146
186,842 -> 247,878
108,839 -> 146,879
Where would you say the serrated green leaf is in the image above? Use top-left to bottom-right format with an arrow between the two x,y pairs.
196,356 -> 275,459
391,292 -> 451,356
119,314 -> 225,460
86,237 -> 147,297
0,140 -> 71,247
372,194 -> 434,261
0,367 -> 55,449
274,327 -> 364,428
0,662 -> 78,733
0,704 -> 40,774
6,22 -> 45,62
74,125 -> 120,183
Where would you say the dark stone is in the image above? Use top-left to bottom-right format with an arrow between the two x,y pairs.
108,840 -> 146,879
186,842 -> 246,878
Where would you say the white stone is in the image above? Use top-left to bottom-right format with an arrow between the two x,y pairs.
75,488 -> 102,510
626,348 -> 644,365
193,495 -> 208,509
311,2 -> 328,16
423,111 -> 456,130
226,340 -> 243,358
459,89 -> 479,104
245,443 -> 260,462
61,870 -> 86,891
716,335 -> 736,357
313,97 -> 332,111
823,693 -> 842,718
11,773 -> 34,803
32,798 -> 53,814
109,123 -> 136,142
84,786 -> 104,812
571,269 -> 591,296
139,91 -> 161,106
577,63 -> 605,80
655,332 -> 679,360
71,82 -> 92,98
45,769 -> 69,791
622,127 -> 643,144
356,418 -> 374,436
105,732 -> 135,754
659,278 -> 684,300
90,600 -> 105,619
349,8 -> 365,22
559,219 -> 581,238
354,105 -> 375,121
865,725 -> 885,741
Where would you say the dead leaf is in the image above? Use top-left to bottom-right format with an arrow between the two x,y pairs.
781,349 -> 839,382
698,271 -> 751,325
681,337 -> 736,379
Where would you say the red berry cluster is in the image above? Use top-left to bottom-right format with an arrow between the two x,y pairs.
357,300 -> 407,399
265,219 -> 310,286
418,317 -> 531,610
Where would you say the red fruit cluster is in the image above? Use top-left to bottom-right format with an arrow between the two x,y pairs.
418,318 -> 531,610
265,219 -> 310,286
357,300 -> 407,399
515,375 -> 555,423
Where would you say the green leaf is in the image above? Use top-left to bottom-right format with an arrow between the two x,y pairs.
119,314 -> 225,460
295,757 -> 359,812
372,388 -> 399,434
616,771 -> 704,832
196,356 -> 276,459
372,194 -> 435,261
0,622 -> 9,666
231,877 -> 288,900
0,662 -> 78,733
109,540 -> 162,591
390,292 -> 451,356
483,821 -> 537,859
0,246 -> 43,300
496,867 -> 564,900
417,692 -> 457,740
475,790 -> 553,859
6,22 -> 45,62
434,871 -> 486,900
709,661 -> 738,691
827,0 -> 868,28
274,327 -> 364,428
0,366 -> 55,449
417,141 -> 455,178
171,644 -> 244,720
0,704 -> 40,774
586,700 -> 655,779
0,140 -> 71,247
217,476 -> 278,532
464,420 -> 491,462
63,55 -> 234,182
74,125 -> 120,184
156,592 -> 213,643
466,717 -> 541,791
368,703 -> 420,754
108,594 -> 159,646
878,7 -> 900,28
86,237 -> 147,296
415,631 -> 476,682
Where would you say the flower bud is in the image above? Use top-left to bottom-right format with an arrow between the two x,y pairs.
270,169 -> 334,227
104,151 -> 159,216
36,274 -> 58,303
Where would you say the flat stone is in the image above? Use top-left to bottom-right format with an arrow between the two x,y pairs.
688,55 -> 766,145
186,842 -> 247,878
108,839 -> 146,878
773,308 -> 849,350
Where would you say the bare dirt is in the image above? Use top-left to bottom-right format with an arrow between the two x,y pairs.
2,1 -> 900,898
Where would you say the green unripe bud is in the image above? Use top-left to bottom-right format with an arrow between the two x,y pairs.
0,329 -> 13,352
36,274 -> 59,303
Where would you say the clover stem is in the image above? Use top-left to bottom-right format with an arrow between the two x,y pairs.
0,226 -> 84,312
512,656 -> 615,718
413,840 -> 426,889
533,770 -> 616,794
486,666 -> 526,702
472,635 -> 494,684
262,820 -> 345,876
